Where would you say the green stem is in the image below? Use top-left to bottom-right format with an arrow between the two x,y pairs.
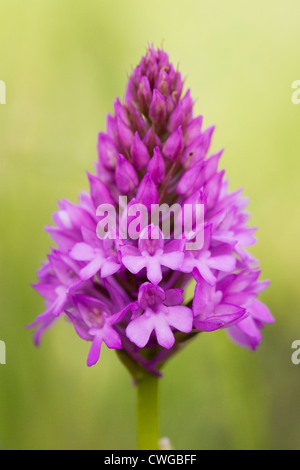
136,372 -> 160,450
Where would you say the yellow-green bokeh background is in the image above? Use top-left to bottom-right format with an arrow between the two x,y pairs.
0,0 -> 299,450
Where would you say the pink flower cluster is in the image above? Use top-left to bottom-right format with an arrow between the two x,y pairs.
29,47 -> 273,374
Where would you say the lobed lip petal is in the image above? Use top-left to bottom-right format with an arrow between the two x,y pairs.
158,251 -> 184,270
145,257 -> 163,284
153,316 -> 175,349
126,314 -> 154,349
167,306 -> 193,333
121,252 -> 148,275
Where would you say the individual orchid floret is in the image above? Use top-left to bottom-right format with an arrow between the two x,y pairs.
192,276 -> 246,332
125,283 -> 193,349
28,252 -> 82,345
120,225 -> 185,284
219,270 -> 274,350
70,227 -> 121,280
180,226 -> 237,286
67,294 -> 124,366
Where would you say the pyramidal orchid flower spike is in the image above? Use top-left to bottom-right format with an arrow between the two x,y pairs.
29,47 -> 274,450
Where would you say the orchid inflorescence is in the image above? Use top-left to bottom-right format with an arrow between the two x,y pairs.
29,47 -> 273,378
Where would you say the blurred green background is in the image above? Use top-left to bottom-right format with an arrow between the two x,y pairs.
0,0 -> 300,450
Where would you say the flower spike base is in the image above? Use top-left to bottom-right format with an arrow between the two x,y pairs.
137,371 -> 160,451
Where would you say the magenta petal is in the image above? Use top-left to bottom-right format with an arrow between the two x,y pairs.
156,69 -> 170,97
138,283 -> 166,310
70,243 -> 94,261
87,172 -> 114,207
149,89 -> 167,123
66,312 -> 92,341
249,299 -> 275,324
164,289 -> 184,306
185,116 -> 203,146
103,326 -> 122,349
126,315 -> 153,348
97,133 -> 118,169
167,306 -> 193,333
147,147 -> 165,185
231,316 -> 262,350
213,303 -> 246,327
80,255 -> 104,280
167,102 -> 184,133
163,126 -> 183,162
136,173 -> 158,210
195,260 -> 217,286
131,132 -> 150,170
153,315 -> 175,349
203,150 -> 223,182
193,281 -> 220,318
138,75 -> 152,111
208,255 -> 236,272
194,318 -> 225,332
87,336 -> 103,367
45,226 -> 80,252
115,154 -> 138,193
33,282 -> 57,301
100,259 -> 120,278
32,317 -> 58,346
236,313 -> 261,342
159,251 -> 184,270
177,162 -> 204,195
117,117 -> 134,150
146,257 -> 163,284
121,254 -> 147,274
120,244 -> 140,258
163,238 -> 185,254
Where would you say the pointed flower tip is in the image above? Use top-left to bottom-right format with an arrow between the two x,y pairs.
163,125 -> 183,161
